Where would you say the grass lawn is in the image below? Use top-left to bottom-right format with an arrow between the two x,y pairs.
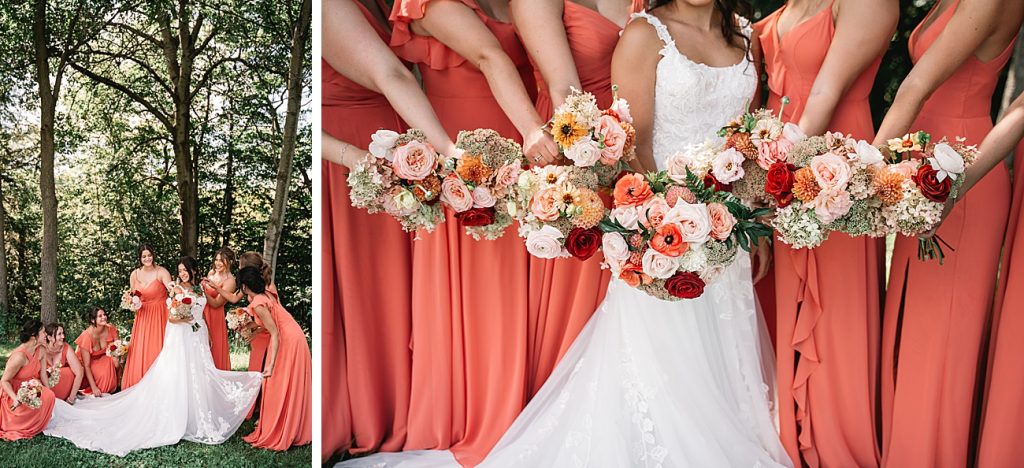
0,340 -> 311,467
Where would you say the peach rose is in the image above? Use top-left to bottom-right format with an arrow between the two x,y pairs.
639,197 -> 671,229
391,140 -> 437,181
810,153 -> 852,191
602,232 -> 631,272
596,115 -> 627,165
472,186 -> 496,208
662,202 -> 712,244
812,189 -> 853,224
707,202 -> 736,241
610,205 -> 641,230
665,151 -> 694,184
756,139 -> 792,170
382,186 -> 420,217
889,160 -> 918,179
495,163 -> 522,188
642,248 -> 680,279
440,175 -> 473,212
530,187 -> 562,222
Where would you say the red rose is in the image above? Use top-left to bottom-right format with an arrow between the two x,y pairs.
455,207 -> 496,227
765,162 -> 797,207
912,164 -> 952,202
664,271 -> 706,299
108,344 -> 117,352
132,290 -> 142,297
182,297 -> 193,305
703,174 -> 731,192
565,227 -> 602,260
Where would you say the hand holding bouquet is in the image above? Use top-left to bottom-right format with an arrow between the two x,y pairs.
106,339 -> 129,366
15,379 -> 43,410
167,285 -> 201,332
120,289 -> 142,312
226,307 -> 255,340
442,129 -> 525,240
548,87 -> 637,186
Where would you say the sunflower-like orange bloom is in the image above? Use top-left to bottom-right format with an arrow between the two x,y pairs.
727,131 -> 759,160
571,189 -> 605,229
874,170 -> 906,205
456,155 -> 493,185
550,112 -> 589,148
792,167 -> 821,202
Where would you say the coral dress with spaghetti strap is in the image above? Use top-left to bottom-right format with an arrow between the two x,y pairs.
390,0 -> 533,464
881,2 -> 1014,466
203,284 -> 232,371
74,326 -> 119,395
121,278 -> 170,389
0,348 -> 56,441
46,344 -> 77,402
322,1 -> 413,460
523,0 -> 645,398
757,4 -> 884,467
243,293 -> 313,450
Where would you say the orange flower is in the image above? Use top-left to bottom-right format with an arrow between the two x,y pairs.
620,122 -> 636,154
874,169 -> 905,205
571,189 -> 606,229
550,112 -> 588,148
726,132 -> 758,160
456,155 -> 493,185
619,264 -> 652,288
792,167 -> 821,202
413,175 -> 442,201
612,173 -> 653,207
650,223 -> 689,257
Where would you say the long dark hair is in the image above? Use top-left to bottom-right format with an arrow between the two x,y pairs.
179,256 -> 201,285
136,243 -> 156,269
648,0 -> 752,55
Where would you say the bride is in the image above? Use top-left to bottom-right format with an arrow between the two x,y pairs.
341,1 -> 792,467
44,256 -> 263,456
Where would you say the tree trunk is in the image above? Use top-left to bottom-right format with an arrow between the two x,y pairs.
263,0 -> 311,279
34,0 -> 58,325
0,175 -> 9,315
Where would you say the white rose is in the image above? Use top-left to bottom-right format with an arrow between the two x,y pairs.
854,140 -> 884,165
662,203 -> 712,244
642,249 -> 679,279
368,129 -> 400,161
525,225 -> 566,259
565,138 -> 602,167
610,98 -> 633,124
472,186 -> 497,208
782,122 -> 806,144
929,143 -> 966,182
610,206 -> 641,230
665,151 -> 694,183
602,233 -> 631,272
711,148 -> 746,183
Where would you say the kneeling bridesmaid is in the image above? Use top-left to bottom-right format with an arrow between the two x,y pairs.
75,307 -> 120,395
42,323 -> 85,404
0,319 -> 56,440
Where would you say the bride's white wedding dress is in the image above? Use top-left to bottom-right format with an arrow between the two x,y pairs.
44,290 -> 263,456
340,12 -> 792,468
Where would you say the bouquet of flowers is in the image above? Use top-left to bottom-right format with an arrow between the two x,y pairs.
167,284 -> 202,332
598,170 -> 772,301
45,362 -> 61,388
106,339 -> 129,365
348,129 -> 446,234
878,131 -> 976,262
512,166 -> 607,260
441,128 -> 525,240
717,106 -> 808,203
226,307 -> 254,340
547,86 -> 637,186
120,289 -> 142,312
15,379 -> 43,410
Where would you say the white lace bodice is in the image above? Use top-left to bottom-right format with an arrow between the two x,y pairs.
632,12 -> 758,170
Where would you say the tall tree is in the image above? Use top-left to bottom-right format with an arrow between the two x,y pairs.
0,171 -> 8,316
263,0 -> 311,277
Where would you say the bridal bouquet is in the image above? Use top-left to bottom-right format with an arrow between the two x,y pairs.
120,289 -> 142,312
548,87 -> 637,186
598,170 -> 772,301
441,129 -> 525,240
226,307 -> 254,339
106,339 -> 129,364
878,131 -> 976,262
16,379 -> 43,410
348,129 -> 446,233
167,285 -> 202,332
512,166 -> 606,260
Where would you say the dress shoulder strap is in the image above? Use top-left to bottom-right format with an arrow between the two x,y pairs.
631,11 -> 676,52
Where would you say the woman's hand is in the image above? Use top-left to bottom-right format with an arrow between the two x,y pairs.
262,367 -> 273,378
10,400 -> 19,411
65,395 -> 75,405
752,237 -> 773,285
523,127 -> 559,165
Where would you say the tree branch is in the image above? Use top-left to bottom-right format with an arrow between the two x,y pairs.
66,58 -> 173,130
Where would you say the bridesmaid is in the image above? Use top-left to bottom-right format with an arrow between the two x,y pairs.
74,307 -> 119,396
0,320 -> 55,440
204,247 -> 235,371
238,266 -> 312,451
510,0 -> 644,396
388,0 -> 558,464
322,0 -> 464,458
871,1 -> 1024,466
121,243 -> 173,389
756,1 -> 896,466
42,323 -> 85,404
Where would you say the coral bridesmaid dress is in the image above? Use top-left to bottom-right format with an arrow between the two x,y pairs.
322,1 -> 412,460
390,1 -> 533,464
204,284 -> 232,370
243,293 -> 313,451
74,326 -> 119,395
121,278 -> 170,389
46,344 -> 76,401
757,4 -> 884,466
522,0 -> 644,397
882,2 -> 1014,466
0,348 -> 56,441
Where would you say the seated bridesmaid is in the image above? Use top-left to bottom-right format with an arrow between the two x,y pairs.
0,319 -> 56,440
74,307 -> 120,396
237,266 -> 312,451
42,323 -> 85,404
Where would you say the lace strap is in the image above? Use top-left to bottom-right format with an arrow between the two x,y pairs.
631,12 -> 676,52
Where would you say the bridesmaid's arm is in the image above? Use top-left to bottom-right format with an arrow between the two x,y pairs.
874,0 -> 1005,144
129,269 -> 139,293
252,304 -> 280,378
510,0 -> 579,108
749,30 -> 765,112
797,0 -> 896,135
610,18 -> 662,172
321,131 -> 368,169
207,277 -> 234,308
415,0 -> 559,164
78,344 -> 101,395
65,348 -> 84,404
324,0 -> 458,156
1,354 -> 25,406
